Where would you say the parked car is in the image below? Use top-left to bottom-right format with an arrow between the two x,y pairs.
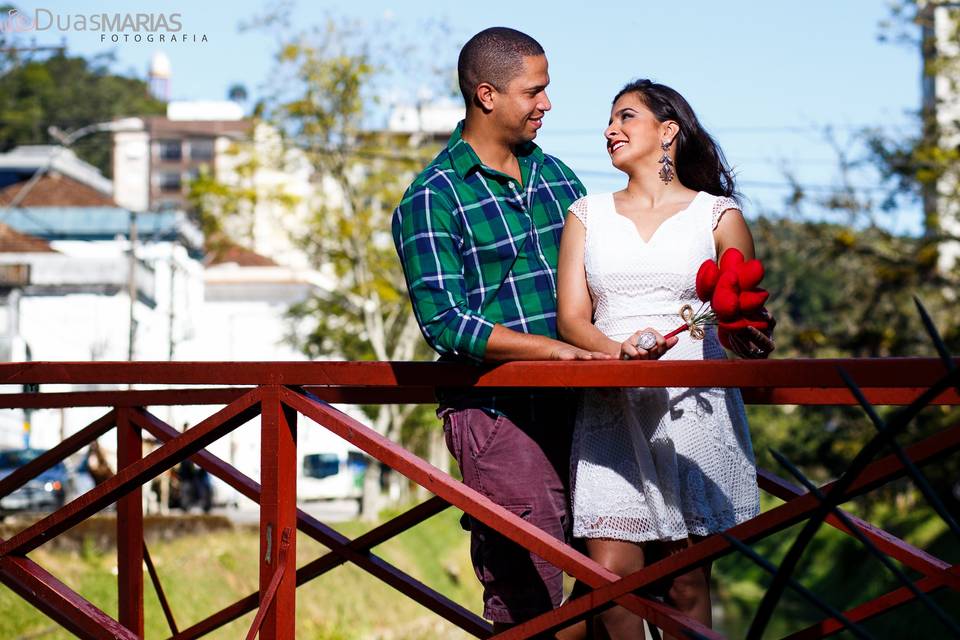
0,448 -> 67,514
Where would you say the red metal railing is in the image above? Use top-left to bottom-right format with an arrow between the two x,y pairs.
0,358 -> 957,639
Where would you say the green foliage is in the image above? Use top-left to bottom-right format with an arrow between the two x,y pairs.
186,129 -> 301,253
0,51 -> 165,176
261,20 -> 443,444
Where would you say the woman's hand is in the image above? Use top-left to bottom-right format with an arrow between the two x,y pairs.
728,309 -> 776,359
619,328 -> 678,360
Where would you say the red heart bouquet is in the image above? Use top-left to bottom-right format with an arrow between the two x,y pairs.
664,248 -> 770,348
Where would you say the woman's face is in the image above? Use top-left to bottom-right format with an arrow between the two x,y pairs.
604,92 -> 668,172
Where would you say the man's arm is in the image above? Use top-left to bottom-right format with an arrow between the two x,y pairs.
392,185 -> 609,363
483,324 -> 610,361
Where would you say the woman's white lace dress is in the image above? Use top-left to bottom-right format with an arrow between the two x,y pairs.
569,191 -> 760,543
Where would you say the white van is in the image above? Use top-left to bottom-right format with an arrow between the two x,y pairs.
297,446 -> 368,503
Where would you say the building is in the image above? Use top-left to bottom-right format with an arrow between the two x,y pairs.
0,145 -> 205,448
111,101 -> 250,214
0,143 -> 349,498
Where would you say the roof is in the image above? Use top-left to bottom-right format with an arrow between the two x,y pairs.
205,240 -> 278,267
0,173 -> 116,207
0,207 -> 203,250
0,146 -> 113,195
0,223 -> 56,253
146,117 -> 251,138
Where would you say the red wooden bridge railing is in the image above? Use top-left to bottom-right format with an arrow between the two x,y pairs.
0,358 -> 957,639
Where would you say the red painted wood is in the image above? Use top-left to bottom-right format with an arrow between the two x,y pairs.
783,566 -> 958,639
758,468 -> 960,590
127,417 -> 489,640
493,421 -> 960,639
116,408 -> 144,636
258,386 -> 297,640
143,541 -> 178,635
282,387 -> 721,640
0,388 -> 249,409
0,555 -> 137,639
0,360 -> 956,639
0,410 -> 114,498
1,358 -> 956,388
0,388 -> 262,556
246,527 -> 292,640
2,385 -> 956,410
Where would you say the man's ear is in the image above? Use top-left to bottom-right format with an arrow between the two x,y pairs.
474,82 -> 497,112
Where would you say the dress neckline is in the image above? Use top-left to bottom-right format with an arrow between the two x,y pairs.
609,191 -> 705,245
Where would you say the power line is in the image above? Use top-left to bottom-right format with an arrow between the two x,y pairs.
573,169 -> 890,193
542,123 -> 914,136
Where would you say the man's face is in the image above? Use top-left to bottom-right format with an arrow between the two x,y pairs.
492,54 -> 552,144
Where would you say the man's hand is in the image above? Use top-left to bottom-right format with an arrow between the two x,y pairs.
728,309 -> 776,359
550,345 -> 614,361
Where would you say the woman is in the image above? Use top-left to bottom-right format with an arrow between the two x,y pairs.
556,79 -> 773,638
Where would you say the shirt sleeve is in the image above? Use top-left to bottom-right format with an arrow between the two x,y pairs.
392,185 -> 495,362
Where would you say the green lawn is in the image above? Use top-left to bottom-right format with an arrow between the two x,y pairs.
3,502 -> 956,639
0,508 -> 482,640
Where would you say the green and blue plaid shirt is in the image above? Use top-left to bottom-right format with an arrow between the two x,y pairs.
392,121 -> 586,363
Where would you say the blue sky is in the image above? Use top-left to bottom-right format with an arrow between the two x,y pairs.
22,1 -> 923,231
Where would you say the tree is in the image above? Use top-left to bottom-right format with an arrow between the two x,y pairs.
871,1 -> 960,271
212,12 -> 459,517
277,31 -> 448,517
187,121 -> 302,255
0,49 -> 165,177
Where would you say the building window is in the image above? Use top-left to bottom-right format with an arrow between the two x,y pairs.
157,139 -> 182,161
158,171 -> 182,192
189,138 -> 215,161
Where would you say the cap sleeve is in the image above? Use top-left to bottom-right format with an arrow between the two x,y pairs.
712,196 -> 741,230
568,196 -> 589,227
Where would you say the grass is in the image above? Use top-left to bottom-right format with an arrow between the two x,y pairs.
3,500 -> 956,639
0,508 -> 482,640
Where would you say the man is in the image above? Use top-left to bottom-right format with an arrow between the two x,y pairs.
392,27 -> 609,632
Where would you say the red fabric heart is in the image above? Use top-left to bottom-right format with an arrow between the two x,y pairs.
718,317 -> 769,331
711,271 -> 740,321
696,259 -> 720,301
736,260 -> 764,289
738,288 -> 769,314
718,247 -> 745,273
718,325 -> 733,349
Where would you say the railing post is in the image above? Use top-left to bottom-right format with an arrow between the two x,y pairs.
259,386 -> 297,639
116,407 -> 144,636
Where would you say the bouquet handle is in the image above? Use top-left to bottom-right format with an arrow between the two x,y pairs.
664,303 -> 706,340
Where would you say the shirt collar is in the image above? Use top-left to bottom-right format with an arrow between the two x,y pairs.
446,120 -> 545,181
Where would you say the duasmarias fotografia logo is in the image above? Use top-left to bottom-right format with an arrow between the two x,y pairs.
1,8 -> 208,44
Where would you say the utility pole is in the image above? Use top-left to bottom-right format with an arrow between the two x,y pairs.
127,211 -> 138,361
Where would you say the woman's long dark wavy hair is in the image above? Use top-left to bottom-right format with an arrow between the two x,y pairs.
613,79 -> 737,199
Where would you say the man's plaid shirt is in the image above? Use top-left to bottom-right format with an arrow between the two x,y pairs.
392,121 -> 586,363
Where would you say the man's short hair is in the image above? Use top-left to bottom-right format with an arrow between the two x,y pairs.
457,27 -> 545,106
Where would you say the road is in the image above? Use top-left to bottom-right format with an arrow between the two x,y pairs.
216,498 -> 361,526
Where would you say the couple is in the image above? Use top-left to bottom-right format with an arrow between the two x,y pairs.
392,27 -> 773,638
